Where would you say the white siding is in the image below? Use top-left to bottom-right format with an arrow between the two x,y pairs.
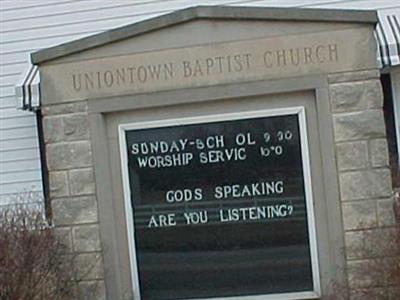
0,0 -> 398,208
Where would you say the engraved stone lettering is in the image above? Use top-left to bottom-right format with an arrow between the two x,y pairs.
52,29 -> 373,102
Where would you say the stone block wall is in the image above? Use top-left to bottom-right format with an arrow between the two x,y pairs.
40,70 -> 398,300
41,102 -> 106,300
328,70 -> 399,300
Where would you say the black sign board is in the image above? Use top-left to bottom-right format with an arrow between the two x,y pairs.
122,109 -> 318,300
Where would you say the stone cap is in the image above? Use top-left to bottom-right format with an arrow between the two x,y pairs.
31,5 -> 378,64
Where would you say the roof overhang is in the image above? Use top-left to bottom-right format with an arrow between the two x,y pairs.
15,64 -> 40,111
376,11 -> 400,68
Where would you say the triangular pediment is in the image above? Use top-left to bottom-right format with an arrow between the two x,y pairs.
31,5 -> 376,65
34,6 -> 378,104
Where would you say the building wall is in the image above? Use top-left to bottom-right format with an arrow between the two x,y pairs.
1,0 -> 399,210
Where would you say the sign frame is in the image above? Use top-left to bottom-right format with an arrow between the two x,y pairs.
118,106 -> 321,300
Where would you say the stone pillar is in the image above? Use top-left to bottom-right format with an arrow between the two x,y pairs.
328,70 -> 399,300
42,101 -> 106,300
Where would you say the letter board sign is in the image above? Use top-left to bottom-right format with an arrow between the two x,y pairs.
119,107 -> 320,300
